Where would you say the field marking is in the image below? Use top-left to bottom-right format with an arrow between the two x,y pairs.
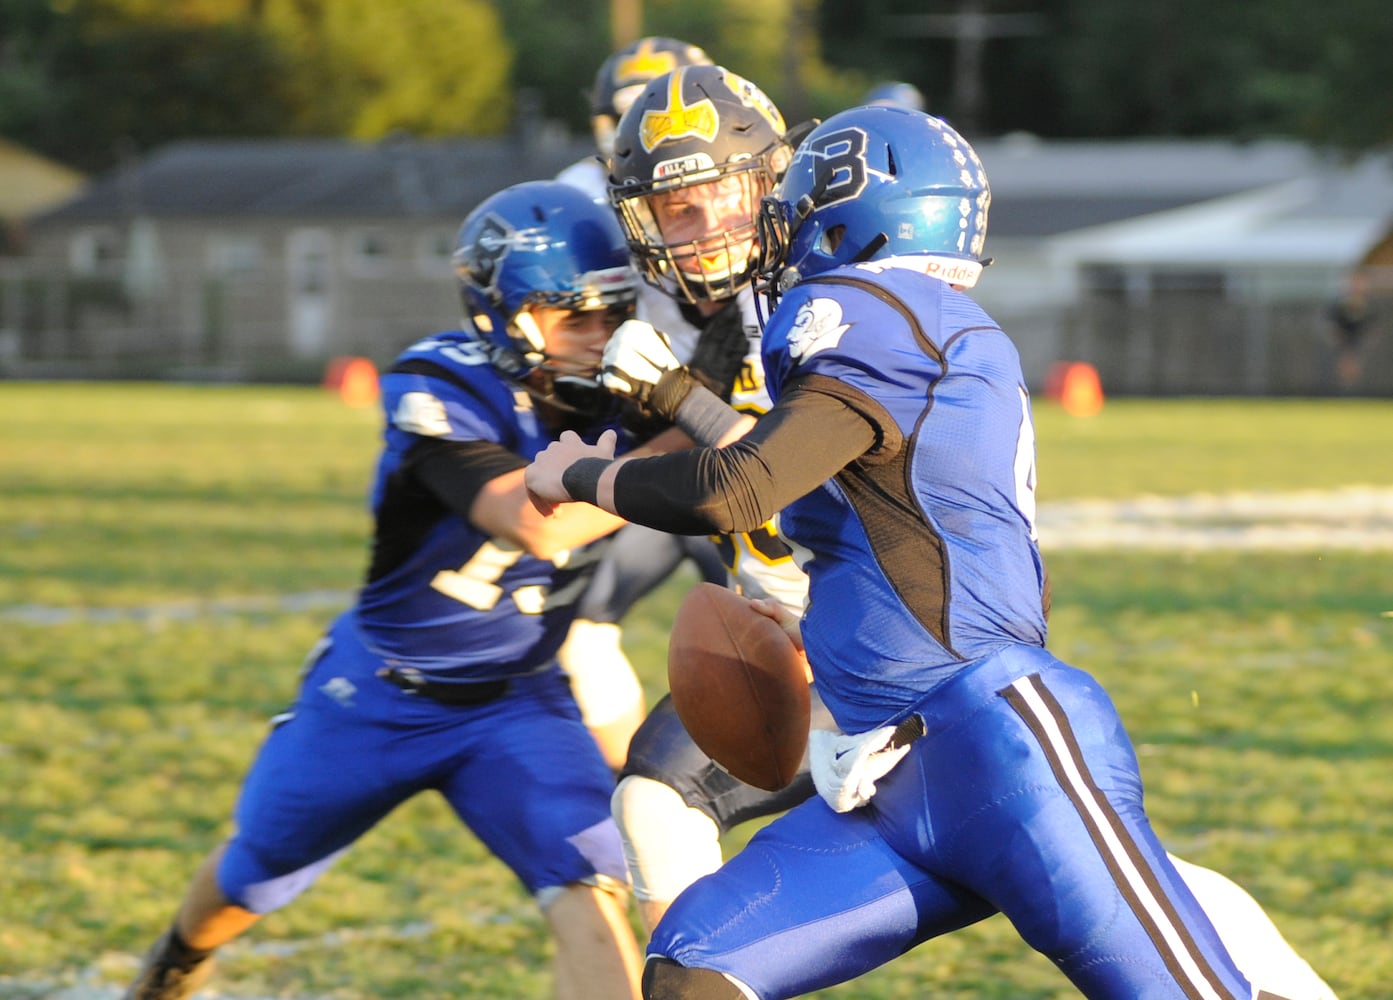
5,488 -> 1392,626
0,589 -> 354,625
1,920 -> 483,1000
1037,485 -> 1393,551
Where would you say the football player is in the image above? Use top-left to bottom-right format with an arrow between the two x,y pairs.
557,36 -> 714,203
597,64 -> 835,933
864,79 -> 927,111
554,36 -> 728,771
121,181 -> 647,1000
533,105 -> 1337,1000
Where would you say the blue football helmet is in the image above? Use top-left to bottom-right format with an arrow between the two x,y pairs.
755,105 -> 991,310
453,180 -> 637,411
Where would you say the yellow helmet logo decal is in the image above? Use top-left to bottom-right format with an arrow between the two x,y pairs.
639,68 -> 718,153
724,69 -> 785,136
614,38 -> 680,85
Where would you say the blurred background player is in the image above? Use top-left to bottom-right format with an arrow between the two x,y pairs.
592,88 -> 1337,999
554,37 -> 729,771
556,36 -> 713,203
863,79 -> 927,111
121,181 -> 646,1000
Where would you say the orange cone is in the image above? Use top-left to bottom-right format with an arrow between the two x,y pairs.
1044,361 -> 1104,417
323,356 -> 380,408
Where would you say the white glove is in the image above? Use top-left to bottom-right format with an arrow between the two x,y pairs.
600,319 -> 681,404
809,725 -> 913,813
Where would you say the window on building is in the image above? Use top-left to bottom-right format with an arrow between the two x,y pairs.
69,228 -> 123,275
349,228 -> 390,275
207,235 -> 263,278
417,228 -> 456,275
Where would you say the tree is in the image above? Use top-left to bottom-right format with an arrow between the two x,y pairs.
0,0 -> 297,171
4,0 -> 1390,172
0,0 -> 515,172
814,0 -> 1392,152
491,0 -> 612,135
260,0 -> 512,138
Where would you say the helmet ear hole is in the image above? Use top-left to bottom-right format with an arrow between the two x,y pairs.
821,225 -> 846,254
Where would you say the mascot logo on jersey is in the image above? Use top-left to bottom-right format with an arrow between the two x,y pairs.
786,297 -> 850,362
640,68 -> 718,153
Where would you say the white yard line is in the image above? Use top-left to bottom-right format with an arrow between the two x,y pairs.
0,589 -> 354,625
1037,485 -> 1393,551
5,487 -> 1392,626
1,920 -> 479,1000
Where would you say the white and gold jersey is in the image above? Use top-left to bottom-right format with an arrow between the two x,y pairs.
640,288 -> 812,617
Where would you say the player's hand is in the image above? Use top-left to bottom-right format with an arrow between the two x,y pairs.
809,725 -> 913,813
600,319 -> 682,405
750,596 -> 812,681
525,429 -> 617,515
749,597 -> 804,652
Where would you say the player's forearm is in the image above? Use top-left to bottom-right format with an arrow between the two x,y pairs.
475,469 -> 627,559
539,388 -> 876,533
665,382 -> 756,447
601,391 -> 874,534
579,390 -> 751,518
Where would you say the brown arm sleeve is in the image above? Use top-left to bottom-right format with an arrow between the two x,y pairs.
609,380 -> 881,535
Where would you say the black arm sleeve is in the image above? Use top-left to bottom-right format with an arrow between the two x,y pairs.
365,437 -> 526,583
410,437 -> 528,522
609,379 -> 881,535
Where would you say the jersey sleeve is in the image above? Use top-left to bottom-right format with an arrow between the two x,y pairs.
410,438 -> 527,524
763,281 -> 923,462
610,387 -> 876,535
381,366 -> 510,449
374,340 -> 523,517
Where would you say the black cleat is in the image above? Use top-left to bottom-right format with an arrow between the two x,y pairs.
124,928 -> 216,1000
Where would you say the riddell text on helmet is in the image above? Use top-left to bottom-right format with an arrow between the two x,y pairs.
923,259 -> 979,283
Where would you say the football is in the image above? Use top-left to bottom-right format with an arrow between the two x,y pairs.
667,582 -> 811,791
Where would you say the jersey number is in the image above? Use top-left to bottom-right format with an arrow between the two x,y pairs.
1014,385 -> 1039,541
431,540 -> 588,615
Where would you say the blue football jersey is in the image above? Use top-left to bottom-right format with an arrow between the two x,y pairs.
353,331 -> 623,679
761,262 -> 1048,731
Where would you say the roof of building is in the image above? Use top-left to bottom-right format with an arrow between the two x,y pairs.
978,135 -> 1393,268
35,133 -> 598,222
0,139 -> 86,220
32,131 -> 1393,269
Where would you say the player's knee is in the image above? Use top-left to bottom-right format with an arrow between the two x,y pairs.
558,619 -> 644,727
612,775 -> 722,903
643,957 -> 752,1000
217,841 -> 338,914
534,872 -> 629,913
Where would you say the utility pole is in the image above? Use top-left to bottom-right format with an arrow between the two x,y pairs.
611,0 -> 641,49
891,0 -> 1044,135
780,0 -> 816,125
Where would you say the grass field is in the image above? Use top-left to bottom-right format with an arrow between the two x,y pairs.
2,383 -> 1390,999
